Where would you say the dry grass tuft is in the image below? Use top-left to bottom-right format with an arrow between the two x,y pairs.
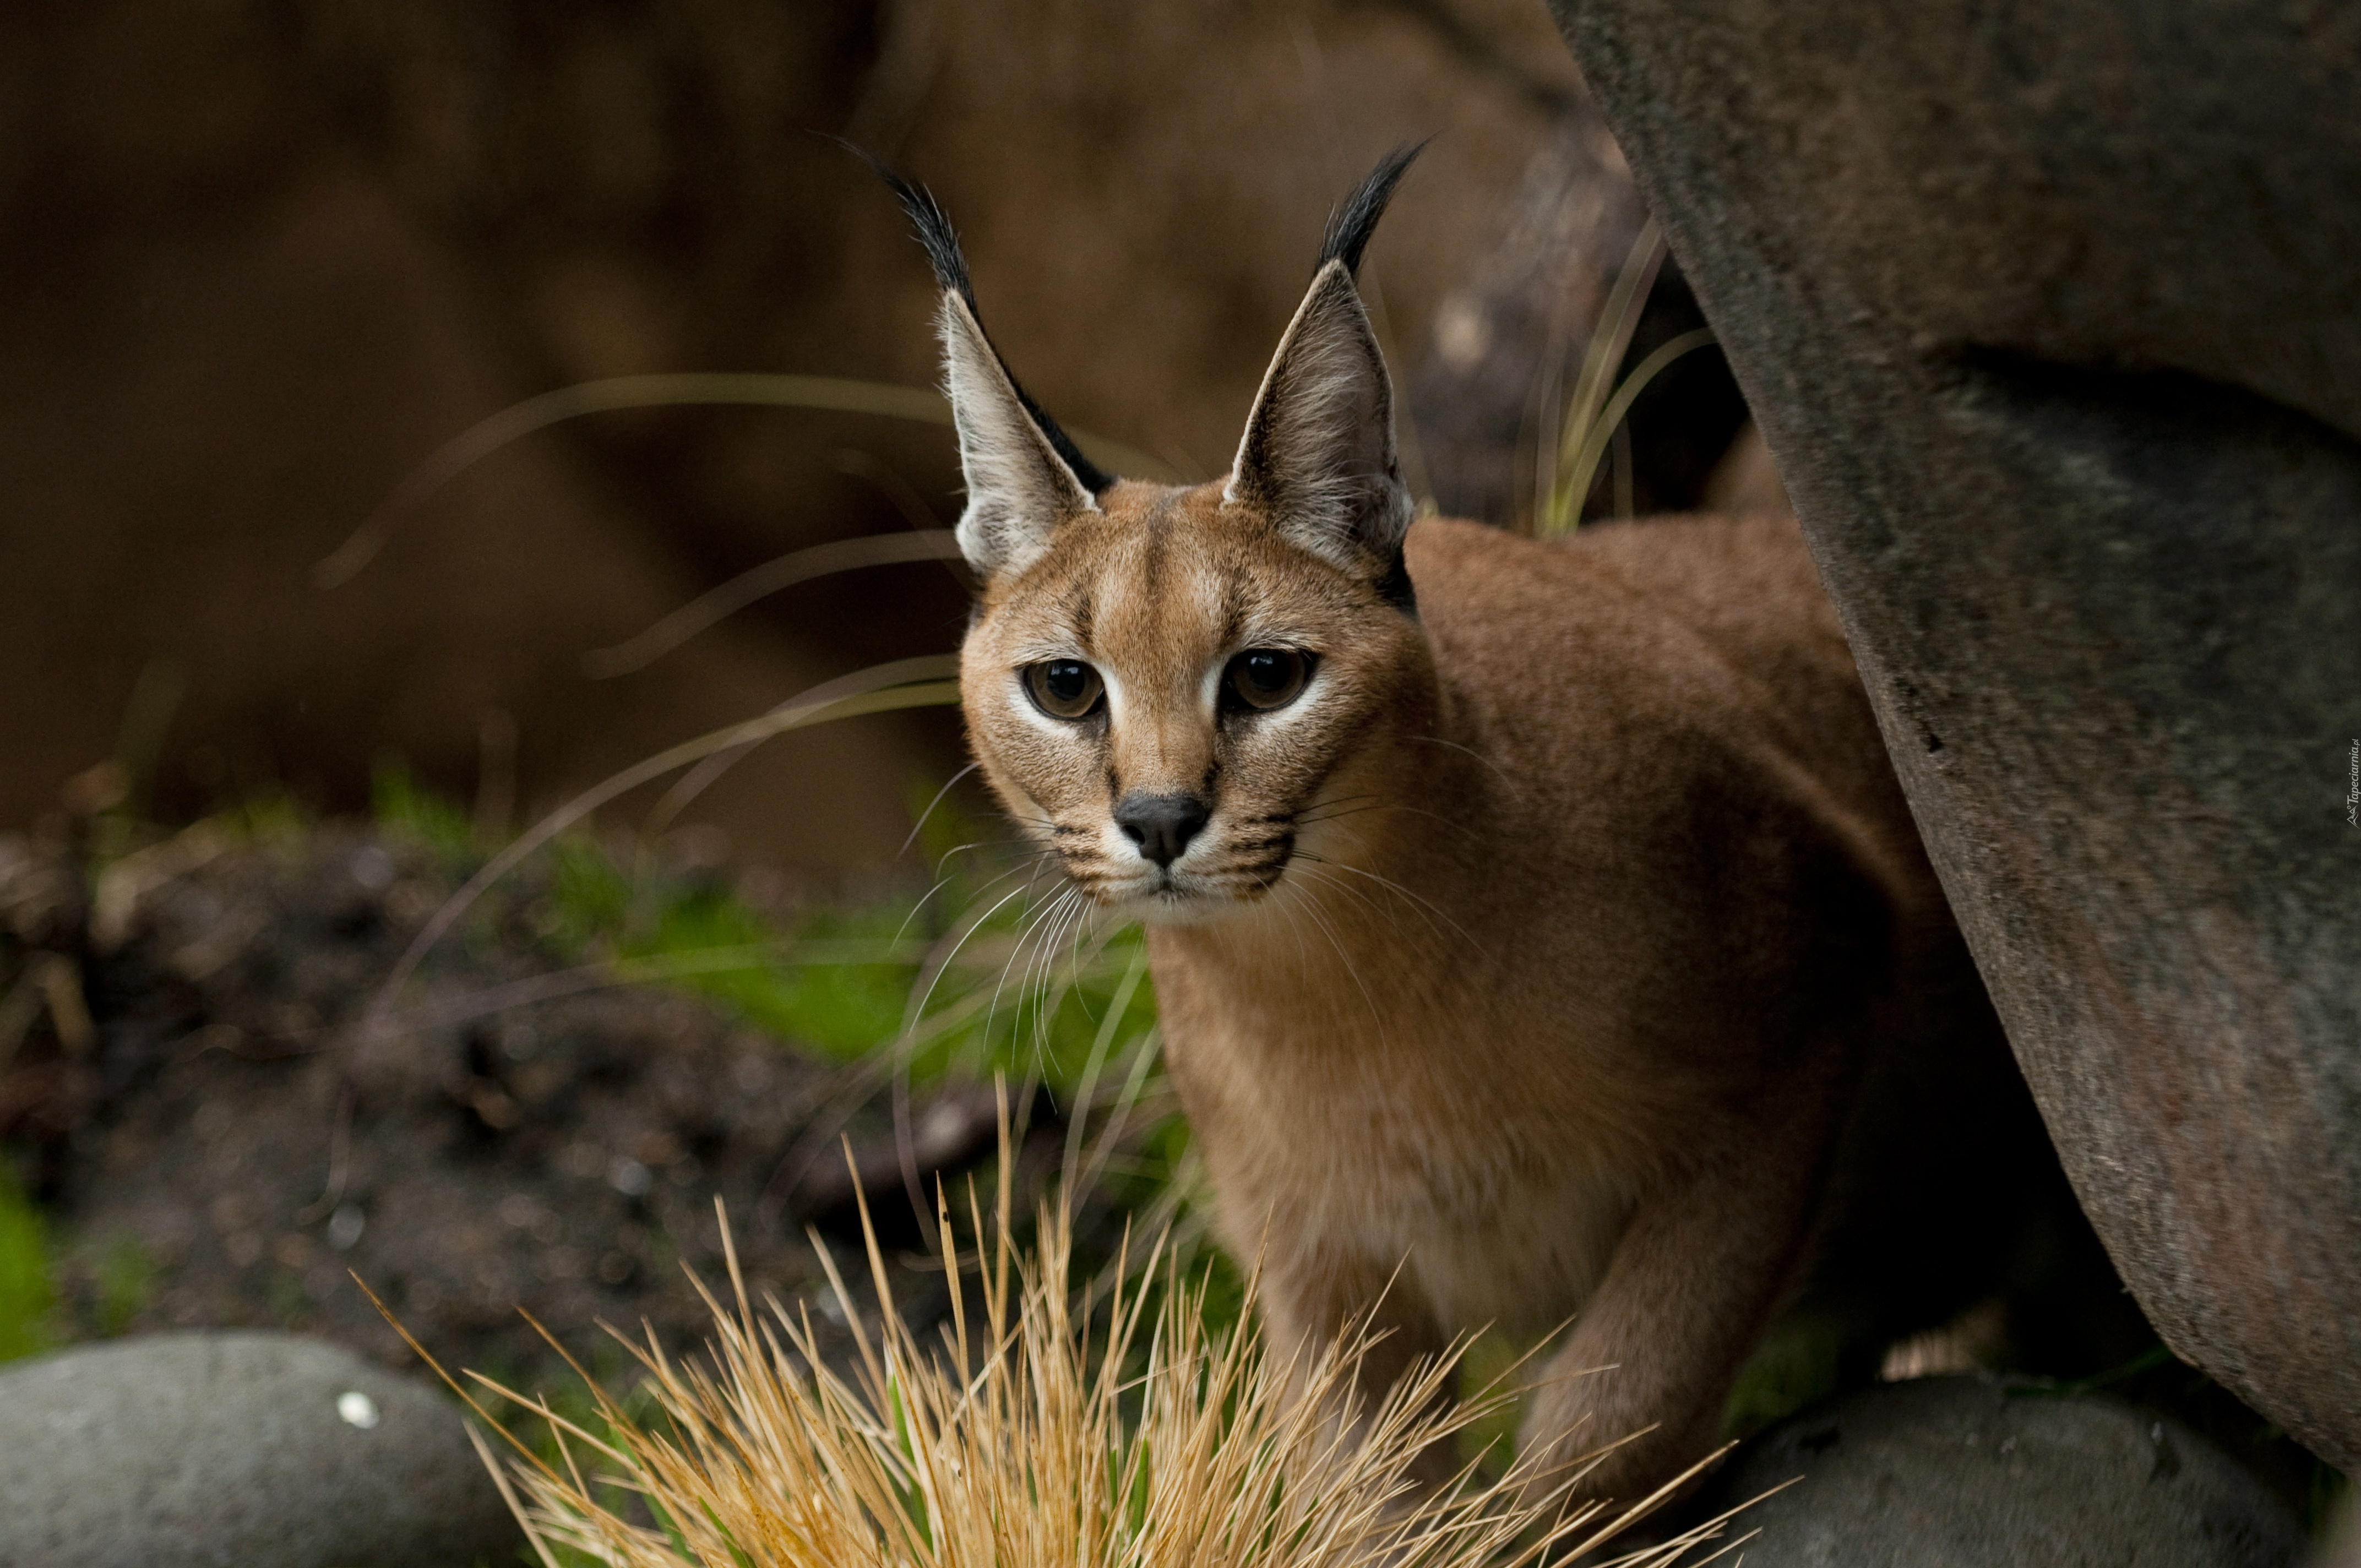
380,1102 -> 1753,1568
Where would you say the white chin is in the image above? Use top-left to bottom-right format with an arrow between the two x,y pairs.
1097,875 -> 1243,927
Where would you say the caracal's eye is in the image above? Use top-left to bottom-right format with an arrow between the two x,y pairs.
1024,658 -> 1105,720
1225,647 -> 1314,712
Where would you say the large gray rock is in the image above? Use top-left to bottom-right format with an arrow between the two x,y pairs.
0,1331 -> 519,1568
1547,0 -> 2361,1466
1685,1377 -> 2305,1567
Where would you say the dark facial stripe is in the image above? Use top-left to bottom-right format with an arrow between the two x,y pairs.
1217,578 -> 1247,658
1140,504 -> 1169,605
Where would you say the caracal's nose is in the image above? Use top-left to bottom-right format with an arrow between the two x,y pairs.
1113,791 -> 1210,867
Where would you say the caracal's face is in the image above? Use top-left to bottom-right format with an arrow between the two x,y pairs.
960,479 -> 1425,925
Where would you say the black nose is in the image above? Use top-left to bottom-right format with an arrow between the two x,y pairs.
1114,792 -> 1210,868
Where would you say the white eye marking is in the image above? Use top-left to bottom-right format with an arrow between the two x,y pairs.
1196,659 -> 1225,720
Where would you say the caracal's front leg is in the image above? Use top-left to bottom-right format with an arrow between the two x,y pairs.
1257,1242 -> 1464,1493
1516,1102 -> 1834,1515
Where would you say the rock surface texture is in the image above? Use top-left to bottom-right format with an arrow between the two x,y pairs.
1684,1377 -> 2305,1567
1547,0 -> 2361,1467
0,1331 -> 519,1568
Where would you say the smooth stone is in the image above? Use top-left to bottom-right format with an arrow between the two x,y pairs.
0,1330 -> 519,1568
1548,0 -> 2361,1466
1684,1377 -> 2306,1567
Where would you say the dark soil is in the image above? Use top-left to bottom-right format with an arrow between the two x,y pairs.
0,820 -> 1008,1393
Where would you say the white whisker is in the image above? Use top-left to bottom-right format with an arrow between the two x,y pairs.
1286,858 -> 1414,941
1281,873 -> 1388,1043
1406,733 -> 1523,798
1298,852 -> 1485,956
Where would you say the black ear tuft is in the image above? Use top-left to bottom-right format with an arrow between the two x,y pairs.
1318,139 -> 1432,278
840,140 -> 1118,496
854,148 -> 977,308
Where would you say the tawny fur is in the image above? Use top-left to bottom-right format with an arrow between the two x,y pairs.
915,153 -> 2055,1508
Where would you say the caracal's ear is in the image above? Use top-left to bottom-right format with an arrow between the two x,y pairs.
1227,143 -> 1426,600
862,152 -> 1114,581
938,290 -> 1102,581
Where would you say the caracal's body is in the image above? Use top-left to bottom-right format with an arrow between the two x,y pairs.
883,146 -> 2068,1505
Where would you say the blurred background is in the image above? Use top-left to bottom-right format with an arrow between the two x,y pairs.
1,0 -> 1770,881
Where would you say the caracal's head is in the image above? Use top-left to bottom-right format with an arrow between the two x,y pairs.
879,148 -> 1434,924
